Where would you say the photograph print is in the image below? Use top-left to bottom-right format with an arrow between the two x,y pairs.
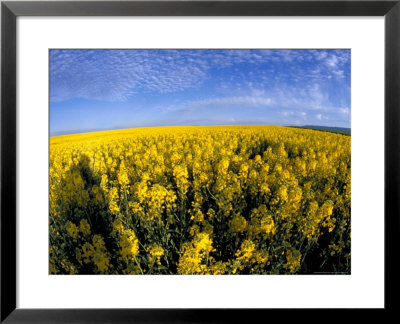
49,49 -> 351,275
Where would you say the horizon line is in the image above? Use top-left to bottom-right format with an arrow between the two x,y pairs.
50,124 -> 351,138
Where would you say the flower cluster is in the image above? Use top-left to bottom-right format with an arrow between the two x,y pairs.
49,125 -> 351,274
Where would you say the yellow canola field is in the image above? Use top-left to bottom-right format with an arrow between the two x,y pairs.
49,125 -> 351,274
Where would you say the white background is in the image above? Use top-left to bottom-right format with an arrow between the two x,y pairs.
17,17 -> 384,308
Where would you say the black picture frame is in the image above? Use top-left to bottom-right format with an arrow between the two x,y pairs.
1,0 -> 399,322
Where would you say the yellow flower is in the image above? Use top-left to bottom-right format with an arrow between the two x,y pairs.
284,249 -> 302,272
260,214 -> 275,235
147,244 -> 164,265
50,125 -> 350,275
79,219 -> 91,236
65,221 -> 79,239
120,229 -> 139,259
230,214 -> 247,233
235,240 -> 255,261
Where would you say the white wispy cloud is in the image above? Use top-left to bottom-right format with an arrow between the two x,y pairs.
50,49 -> 351,129
50,49 -> 350,104
163,95 -> 273,113
332,70 -> 345,78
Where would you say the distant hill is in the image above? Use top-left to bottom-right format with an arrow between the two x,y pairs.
290,125 -> 351,136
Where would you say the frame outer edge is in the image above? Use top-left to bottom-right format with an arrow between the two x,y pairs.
0,0 -> 398,322
385,1 -> 400,312
1,1 -> 17,323
1,1 -> 399,16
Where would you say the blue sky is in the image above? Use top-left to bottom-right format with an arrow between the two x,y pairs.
50,49 -> 350,136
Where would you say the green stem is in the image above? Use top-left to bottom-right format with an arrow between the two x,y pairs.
134,256 -> 144,275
